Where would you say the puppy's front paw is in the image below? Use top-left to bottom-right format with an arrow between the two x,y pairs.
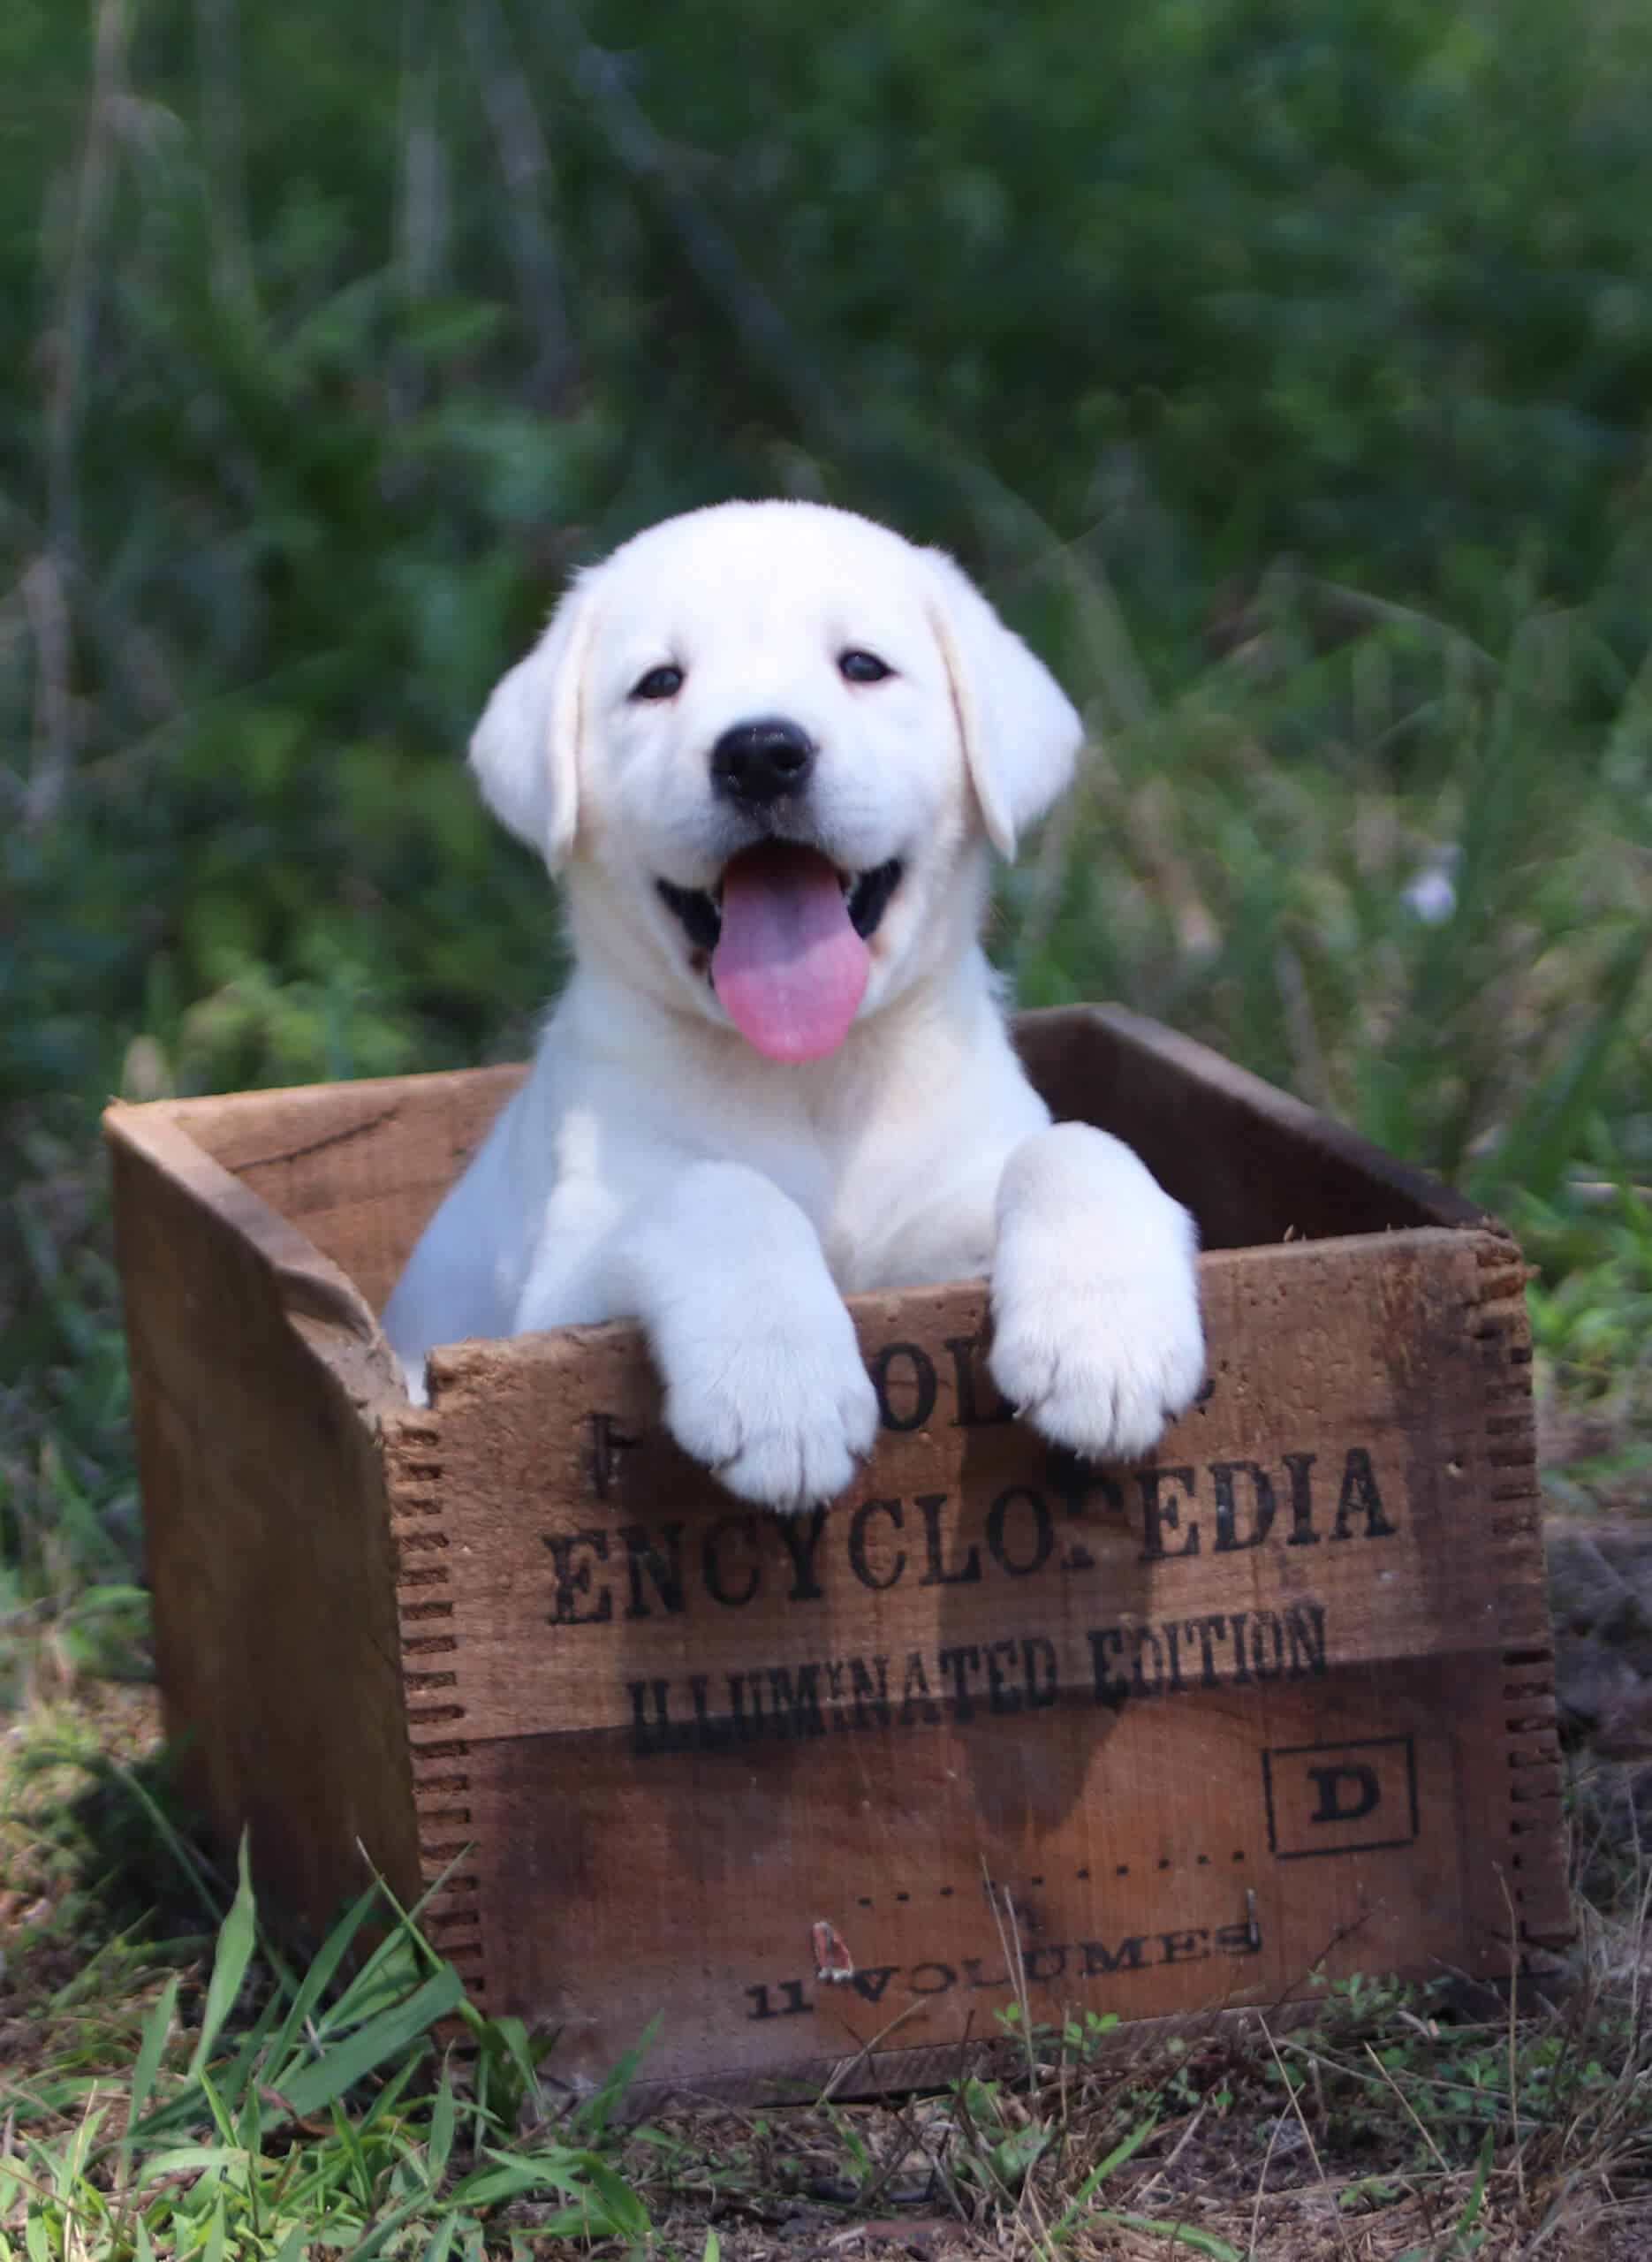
989,1271 -> 1205,1464
663,1325 -> 880,1514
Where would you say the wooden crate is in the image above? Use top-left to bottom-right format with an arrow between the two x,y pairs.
104,1006 -> 1568,2099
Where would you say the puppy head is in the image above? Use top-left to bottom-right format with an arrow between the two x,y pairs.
470,501 -> 1083,1057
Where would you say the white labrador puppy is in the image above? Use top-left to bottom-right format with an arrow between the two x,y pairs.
384,501 -> 1203,1511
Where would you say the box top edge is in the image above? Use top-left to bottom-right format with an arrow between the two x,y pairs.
420,1219 -> 1504,1389
104,1098 -> 407,1409
101,1058 -> 529,1135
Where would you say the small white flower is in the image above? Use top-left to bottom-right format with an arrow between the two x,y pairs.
1402,843 -> 1460,925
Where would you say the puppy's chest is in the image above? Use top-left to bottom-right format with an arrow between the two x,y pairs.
679,1082 -> 1003,1294
817,1164 -> 997,1296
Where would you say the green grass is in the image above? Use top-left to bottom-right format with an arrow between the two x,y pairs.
0,1756 -> 663,2258
4,1717 -> 1650,2257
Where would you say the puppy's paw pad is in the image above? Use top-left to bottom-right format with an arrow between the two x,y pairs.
989,1279 -> 1205,1464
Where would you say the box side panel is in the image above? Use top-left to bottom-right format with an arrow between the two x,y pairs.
403,1225 -> 1564,2089
163,1064 -> 527,1313
1014,1006 -> 1487,1248
106,1112 -> 422,1934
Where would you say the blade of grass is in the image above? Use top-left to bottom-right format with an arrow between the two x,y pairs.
419,2213 -> 462,2262
264,1882 -> 385,2077
106,1756 -> 230,1924
119,1972 -> 180,2177
572,2013 -> 658,2139
525,2152 -> 653,2243
276,1963 -> 465,2118
213,1979 -> 289,2119
425,2067 -> 458,2184
187,1833 -> 258,2080
1093,2217 -> 1242,2261
1480,918 -> 1652,1203
1047,2113 -> 1160,2243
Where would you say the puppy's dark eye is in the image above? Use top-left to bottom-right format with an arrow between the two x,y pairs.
631,664 -> 685,701
838,649 -> 892,685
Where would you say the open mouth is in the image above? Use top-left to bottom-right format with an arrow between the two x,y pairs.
656,853 -> 903,954
655,844 -> 904,1062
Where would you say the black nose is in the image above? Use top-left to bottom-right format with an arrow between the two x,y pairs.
710,717 -> 815,807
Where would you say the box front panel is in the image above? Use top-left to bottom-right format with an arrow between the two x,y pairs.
385,1227 -> 1563,2091
461,1654 -> 1515,2091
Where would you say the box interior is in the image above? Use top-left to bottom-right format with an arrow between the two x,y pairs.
164,1008 -> 1480,1321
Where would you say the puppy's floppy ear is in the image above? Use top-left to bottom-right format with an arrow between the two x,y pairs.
467,576 -> 598,869
923,548 -> 1084,860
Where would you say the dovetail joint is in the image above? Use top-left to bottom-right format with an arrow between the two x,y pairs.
389,1420 -> 488,1996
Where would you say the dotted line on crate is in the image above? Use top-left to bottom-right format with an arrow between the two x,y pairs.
385,1414 -> 487,2000
1472,1233 -> 1570,1962
852,1852 -> 1248,1909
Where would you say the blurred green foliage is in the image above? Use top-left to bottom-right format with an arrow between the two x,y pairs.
5,0 -> 1652,1114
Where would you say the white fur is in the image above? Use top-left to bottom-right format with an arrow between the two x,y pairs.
384,500 -> 1204,1511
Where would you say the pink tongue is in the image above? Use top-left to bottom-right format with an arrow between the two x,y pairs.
712,843 -> 870,1061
